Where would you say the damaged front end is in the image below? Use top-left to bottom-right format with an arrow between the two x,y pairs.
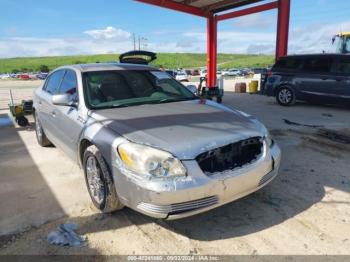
196,137 -> 264,175
110,133 -> 281,220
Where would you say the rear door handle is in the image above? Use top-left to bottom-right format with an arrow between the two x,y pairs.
51,111 -> 56,117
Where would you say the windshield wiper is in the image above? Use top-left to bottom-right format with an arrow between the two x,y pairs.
156,97 -> 198,104
111,104 -> 130,108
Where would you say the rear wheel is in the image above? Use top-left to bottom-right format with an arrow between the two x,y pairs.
276,86 -> 296,106
83,145 -> 124,213
34,111 -> 52,147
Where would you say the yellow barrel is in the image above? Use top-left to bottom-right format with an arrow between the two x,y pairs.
249,80 -> 259,93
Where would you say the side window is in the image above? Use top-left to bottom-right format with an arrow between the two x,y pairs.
58,70 -> 78,102
331,59 -> 350,75
274,58 -> 302,70
303,58 -> 331,73
44,70 -> 65,95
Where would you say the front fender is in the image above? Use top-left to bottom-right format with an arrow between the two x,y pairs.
78,119 -> 124,168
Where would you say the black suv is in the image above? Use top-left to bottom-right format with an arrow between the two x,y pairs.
264,54 -> 350,106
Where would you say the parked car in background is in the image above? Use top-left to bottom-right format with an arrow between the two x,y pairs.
265,54 -> 350,106
222,69 -> 241,77
33,62 -> 281,219
185,70 -> 192,76
0,74 -> 11,79
200,69 -> 207,78
37,72 -> 49,80
191,69 -> 200,76
175,71 -> 189,82
252,68 -> 268,75
29,73 -> 38,79
165,70 -> 177,78
19,74 -> 30,80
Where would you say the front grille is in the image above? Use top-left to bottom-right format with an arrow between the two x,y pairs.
196,137 -> 263,174
137,196 -> 219,215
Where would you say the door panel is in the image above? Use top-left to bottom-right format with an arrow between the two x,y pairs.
330,58 -> 350,105
53,106 -> 83,161
298,57 -> 334,103
39,70 -> 65,144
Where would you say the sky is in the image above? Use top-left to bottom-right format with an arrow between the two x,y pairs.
0,0 -> 349,58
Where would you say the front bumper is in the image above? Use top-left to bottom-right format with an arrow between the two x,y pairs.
112,142 -> 281,220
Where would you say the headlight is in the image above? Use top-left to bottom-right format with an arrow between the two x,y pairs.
117,141 -> 186,178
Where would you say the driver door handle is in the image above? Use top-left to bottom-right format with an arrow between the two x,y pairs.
51,111 -> 56,117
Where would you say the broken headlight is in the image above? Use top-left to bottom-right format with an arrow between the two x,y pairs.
117,141 -> 186,178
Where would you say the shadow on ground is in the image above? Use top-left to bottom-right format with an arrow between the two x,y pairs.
0,113 -> 101,255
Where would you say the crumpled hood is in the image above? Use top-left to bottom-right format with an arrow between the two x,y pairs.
90,100 -> 267,159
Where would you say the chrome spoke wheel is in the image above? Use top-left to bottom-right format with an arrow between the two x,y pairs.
86,156 -> 105,204
279,89 -> 292,104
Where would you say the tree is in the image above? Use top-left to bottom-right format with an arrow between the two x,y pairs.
12,69 -> 19,74
39,64 -> 49,73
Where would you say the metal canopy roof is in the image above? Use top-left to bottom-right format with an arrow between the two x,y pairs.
167,0 -> 264,13
135,0 -> 268,17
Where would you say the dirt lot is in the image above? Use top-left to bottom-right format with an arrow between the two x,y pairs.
0,80 -> 349,255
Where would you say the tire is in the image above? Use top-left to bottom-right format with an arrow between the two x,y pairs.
83,145 -> 124,213
216,97 -> 222,103
34,111 -> 52,147
276,86 -> 296,106
16,116 -> 29,127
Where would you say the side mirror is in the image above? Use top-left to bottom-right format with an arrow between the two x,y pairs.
185,85 -> 198,95
52,94 -> 74,107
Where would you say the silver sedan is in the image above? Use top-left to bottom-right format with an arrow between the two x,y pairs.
33,63 -> 281,219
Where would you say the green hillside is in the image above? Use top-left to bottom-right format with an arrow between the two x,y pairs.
0,53 -> 274,73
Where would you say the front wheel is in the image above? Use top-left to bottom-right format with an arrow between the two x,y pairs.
34,111 -> 52,147
83,145 -> 124,213
276,86 -> 296,106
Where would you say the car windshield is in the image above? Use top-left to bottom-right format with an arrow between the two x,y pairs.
83,70 -> 197,109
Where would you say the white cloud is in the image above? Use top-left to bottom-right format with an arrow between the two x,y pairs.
84,26 -> 131,40
288,21 -> 350,54
0,21 -> 349,58
233,13 -> 274,28
181,30 -> 275,53
0,36 -> 133,58
0,26 -> 133,58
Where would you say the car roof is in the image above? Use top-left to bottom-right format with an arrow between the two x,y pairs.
55,62 -> 158,73
279,54 -> 350,60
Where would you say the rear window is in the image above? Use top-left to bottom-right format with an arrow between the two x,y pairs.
274,57 -> 303,70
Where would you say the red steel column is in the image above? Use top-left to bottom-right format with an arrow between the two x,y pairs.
207,14 -> 217,88
276,0 -> 290,59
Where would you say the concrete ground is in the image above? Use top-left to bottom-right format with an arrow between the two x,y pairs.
0,80 -> 349,255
